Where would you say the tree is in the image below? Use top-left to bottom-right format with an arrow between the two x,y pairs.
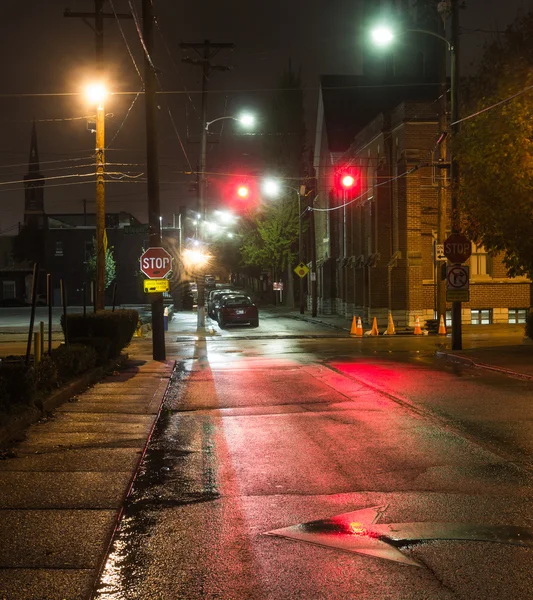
240,197 -> 299,277
84,238 -> 116,289
455,12 -> 533,278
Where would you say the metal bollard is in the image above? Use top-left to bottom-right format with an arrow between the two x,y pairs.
40,321 -> 44,357
34,331 -> 42,364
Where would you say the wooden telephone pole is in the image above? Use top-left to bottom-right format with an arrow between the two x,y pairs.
180,40 -> 234,328
64,2 -> 132,310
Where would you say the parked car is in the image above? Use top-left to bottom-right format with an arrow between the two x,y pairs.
216,294 -> 259,328
207,288 -> 234,318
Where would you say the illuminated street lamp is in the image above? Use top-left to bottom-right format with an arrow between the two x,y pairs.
195,112 -> 256,329
85,83 -> 108,311
206,112 -> 256,131
371,7 -> 463,349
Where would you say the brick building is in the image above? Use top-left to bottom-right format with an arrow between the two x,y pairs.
313,89 -> 532,327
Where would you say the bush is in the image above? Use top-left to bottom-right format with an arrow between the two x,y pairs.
525,310 -> 533,340
0,358 -> 35,413
50,344 -> 97,380
70,337 -> 111,365
0,344 -> 99,415
61,309 -> 138,358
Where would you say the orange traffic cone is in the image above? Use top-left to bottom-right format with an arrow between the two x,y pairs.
438,314 -> 447,335
350,316 -> 358,335
413,315 -> 422,335
370,317 -> 379,336
385,312 -> 396,335
355,316 -> 363,337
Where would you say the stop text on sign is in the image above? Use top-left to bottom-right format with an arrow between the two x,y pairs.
141,256 -> 171,270
139,247 -> 173,279
444,242 -> 470,255
443,233 -> 472,263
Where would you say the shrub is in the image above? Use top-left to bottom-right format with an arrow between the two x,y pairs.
525,309 -> 533,340
0,358 -> 35,412
70,337 -> 111,365
35,355 -> 60,393
0,345 -> 99,415
50,344 -> 97,380
61,309 -> 138,358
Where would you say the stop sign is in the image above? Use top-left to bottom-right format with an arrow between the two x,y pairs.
140,247 -> 173,279
443,233 -> 472,264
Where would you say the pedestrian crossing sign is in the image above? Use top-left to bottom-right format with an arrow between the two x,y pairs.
294,262 -> 309,278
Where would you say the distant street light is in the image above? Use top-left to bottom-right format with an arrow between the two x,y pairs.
206,112 -> 256,131
85,82 -> 108,311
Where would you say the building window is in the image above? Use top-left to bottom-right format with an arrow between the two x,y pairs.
470,243 -> 491,276
55,241 -> 63,256
508,308 -> 528,324
471,309 -> 492,325
2,280 -> 16,299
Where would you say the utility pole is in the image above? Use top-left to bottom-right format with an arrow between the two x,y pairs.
436,10 -> 448,323
309,195 -> 317,317
65,2 -> 132,311
450,0 -> 462,350
180,40 -> 234,328
142,0 -> 165,360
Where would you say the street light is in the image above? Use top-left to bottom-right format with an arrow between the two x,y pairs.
262,178 -> 308,314
206,112 -> 256,131
86,83 -> 108,311
195,112 -> 256,329
370,16 -> 462,348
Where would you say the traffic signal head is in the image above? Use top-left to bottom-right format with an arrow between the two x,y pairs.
341,174 -> 355,188
334,167 -> 361,193
237,185 -> 249,199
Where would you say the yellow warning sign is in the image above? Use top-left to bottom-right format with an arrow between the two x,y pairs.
294,262 -> 309,278
144,279 -> 170,293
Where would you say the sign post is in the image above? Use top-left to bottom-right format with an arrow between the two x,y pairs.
443,233 -> 471,350
139,247 -> 173,359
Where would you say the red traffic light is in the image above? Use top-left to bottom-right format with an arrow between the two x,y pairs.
237,185 -> 249,199
341,174 -> 355,188
334,168 -> 361,193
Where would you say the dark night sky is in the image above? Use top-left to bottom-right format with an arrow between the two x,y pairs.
0,0 -> 531,232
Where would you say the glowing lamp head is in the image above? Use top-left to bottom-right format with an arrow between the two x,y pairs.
371,26 -> 394,47
237,185 -> 249,199
262,178 -> 281,198
86,83 -> 107,106
238,113 -> 255,127
183,248 -> 209,267
341,174 -> 356,188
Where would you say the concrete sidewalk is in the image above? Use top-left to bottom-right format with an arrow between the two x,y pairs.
0,344 -> 174,600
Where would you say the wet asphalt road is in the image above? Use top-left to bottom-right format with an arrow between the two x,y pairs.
94,313 -> 533,599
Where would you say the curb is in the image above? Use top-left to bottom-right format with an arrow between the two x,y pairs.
435,350 -> 533,381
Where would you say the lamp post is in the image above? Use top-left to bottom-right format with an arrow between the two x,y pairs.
371,9 -> 461,348
195,112 -> 256,329
262,178 -> 307,314
86,83 -> 107,311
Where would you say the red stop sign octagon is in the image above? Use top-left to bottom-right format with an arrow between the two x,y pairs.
443,233 -> 472,264
140,247 -> 173,279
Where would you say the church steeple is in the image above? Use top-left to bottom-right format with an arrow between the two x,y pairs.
24,120 -> 46,228
28,120 -> 40,173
